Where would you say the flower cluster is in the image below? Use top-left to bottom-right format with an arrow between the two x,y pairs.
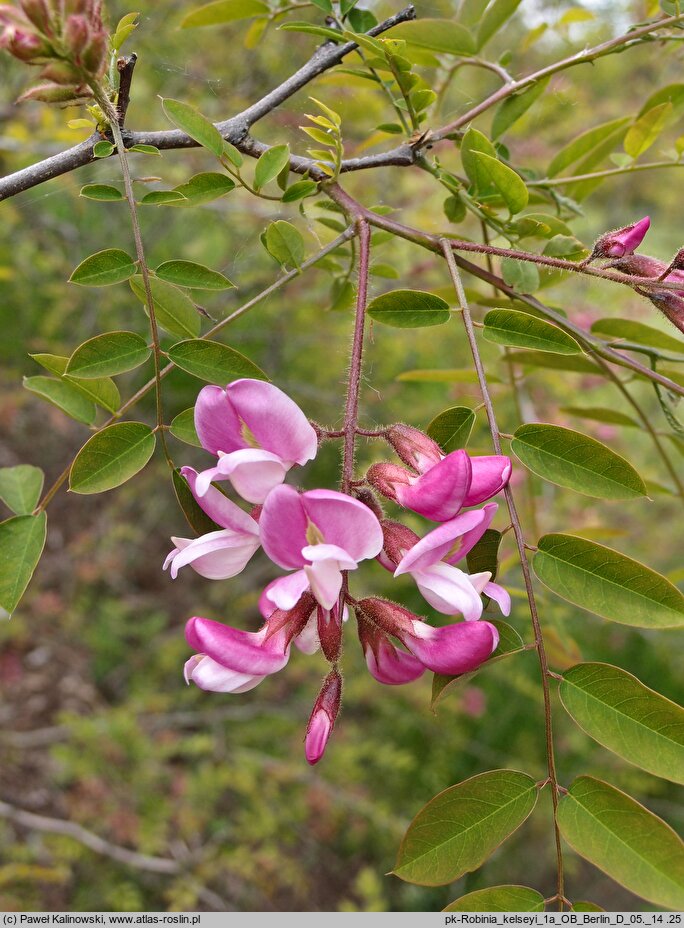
588,215 -> 684,335
0,0 -> 107,104
166,379 -> 512,764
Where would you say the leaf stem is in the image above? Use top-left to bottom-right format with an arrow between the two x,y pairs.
90,84 -> 172,469
440,238 -> 565,910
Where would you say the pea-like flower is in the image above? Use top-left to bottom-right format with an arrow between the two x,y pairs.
382,505 -> 511,619
259,485 -> 384,611
356,598 -> 500,677
367,425 -> 510,521
184,594 -> 316,695
163,467 -> 260,580
193,379 -> 318,503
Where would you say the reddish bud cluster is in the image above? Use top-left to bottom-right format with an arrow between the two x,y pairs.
0,0 -> 108,105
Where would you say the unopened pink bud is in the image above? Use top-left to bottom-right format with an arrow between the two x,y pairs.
81,28 -> 105,76
355,597 -> 419,638
353,487 -> 384,520
63,13 -> 89,55
20,0 -> 51,31
386,423 -> 442,473
6,29 -> 48,59
379,519 -> 420,570
609,254 -> 669,280
591,216 -> 650,260
646,291 -> 684,335
305,668 -> 341,765
317,603 -> 341,663
366,461 -> 412,504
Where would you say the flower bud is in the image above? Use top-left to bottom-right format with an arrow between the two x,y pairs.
39,59 -> 81,83
609,253 -> 670,280
20,0 -> 51,32
590,216 -> 650,260
353,486 -> 384,520
366,461 -> 412,504
305,668 -> 341,765
63,13 -> 89,56
356,596 -> 419,638
386,423 -> 442,473
317,603 -> 342,663
645,291 -> 684,336
666,248 -> 684,274
378,518 -> 420,571
81,28 -> 106,77
17,80 -> 89,102
6,28 -> 49,59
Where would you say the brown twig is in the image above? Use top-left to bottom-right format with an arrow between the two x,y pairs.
0,7 -> 416,200
0,798 -> 180,874
115,53 -> 137,128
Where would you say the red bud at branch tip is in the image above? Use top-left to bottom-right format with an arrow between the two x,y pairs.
305,668 -> 342,765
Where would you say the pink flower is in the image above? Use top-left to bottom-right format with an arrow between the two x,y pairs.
163,467 -> 260,580
368,431 -> 511,521
390,505 -> 511,619
305,668 -> 341,765
259,485 -> 383,611
184,594 -> 315,694
193,379 -> 318,503
357,598 -> 499,676
590,216 -> 650,259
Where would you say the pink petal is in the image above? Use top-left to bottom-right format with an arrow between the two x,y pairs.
260,571 -> 310,616
185,655 -> 266,693
305,709 -> 332,765
301,489 -> 383,561
364,635 -> 425,685
180,466 -> 260,533
260,485 -> 309,569
301,543 -> 358,570
598,216 -> 651,258
165,530 -> 260,580
194,464 -> 224,497
217,448 -> 289,504
444,504 -> 498,565
395,506 -> 494,576
304,559 -> 344,610
463,456 -> 511,507
404,620 -> 499,675
185,617 -> 289,675
395,450 -> 472,521
293,613 -> 320,654
227,379 -> 318,465
484,581 -> 511,616
194,384 -> 242,454
412,563 -> 485,619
